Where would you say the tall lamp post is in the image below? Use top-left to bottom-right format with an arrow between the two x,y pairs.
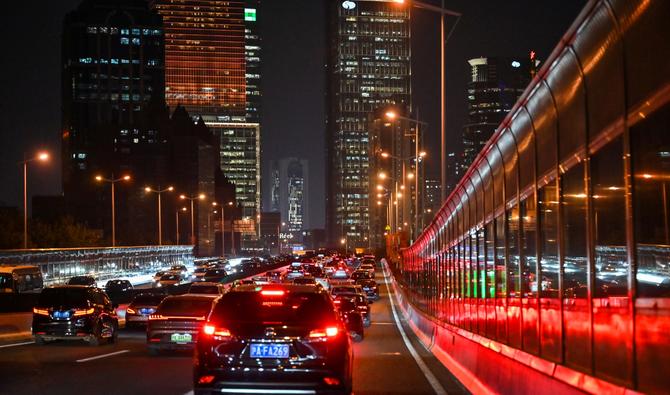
385,110 -> 428,239
144,186 -> 174,245
95,174 -> 131,247
393,0 -> 461,200
20,151 -> 49,249
176,206 -> 187,244
212,201 -> 233,257
180,193 -> 206,246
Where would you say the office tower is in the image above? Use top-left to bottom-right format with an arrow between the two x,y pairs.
461,56 -> 531,170
271,158 -> 309,235
153,0 -> 261,226
326,0 -> 411,248
61,0 -> 165,240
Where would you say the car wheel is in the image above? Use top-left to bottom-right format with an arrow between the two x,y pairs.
87,322 -> 102,346
363,318 -> 371,328
148,347 -> 160,356
34,335 -> 46,345
109,322 -> 119,344
352,332 -> 364,343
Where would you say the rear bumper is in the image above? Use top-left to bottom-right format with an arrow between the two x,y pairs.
194,369 -> 351,395
33,318 -> 95,338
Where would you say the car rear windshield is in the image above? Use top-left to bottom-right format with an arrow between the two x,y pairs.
351,271 -> 371,280
68,277 -> 94,285
158,298 -> 214,316
211,292 -> 335,325
132,294 -> 165,304
206,269 -> 226,275
190,285 -> 219,294
160,274 -> 180,280
37,288 -> 89,308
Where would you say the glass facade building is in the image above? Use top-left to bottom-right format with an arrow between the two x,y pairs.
461,56 -> 530,172
326,0 -> 411,248
153,0 -> 261,220
399,1 -> 670,393
61,0 -> 165,233
271,158 -> 309,235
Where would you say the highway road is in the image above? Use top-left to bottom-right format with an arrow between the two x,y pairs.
0,271 -> 468,395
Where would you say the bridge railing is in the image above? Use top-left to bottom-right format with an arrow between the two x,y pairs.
0,246 -> 194,285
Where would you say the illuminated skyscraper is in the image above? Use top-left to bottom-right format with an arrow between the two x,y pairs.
326,0 -> 411,247
271,158 -> 309,235
461,56 -> 531,170
153,0 -> 261,221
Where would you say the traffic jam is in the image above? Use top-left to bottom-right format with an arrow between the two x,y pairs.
28,254 -> 381,395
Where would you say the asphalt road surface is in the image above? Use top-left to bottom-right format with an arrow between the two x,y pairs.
0,272 -> 468,395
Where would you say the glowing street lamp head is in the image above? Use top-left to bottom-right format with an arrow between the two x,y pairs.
376,185 -> 384,191
37,152 -> 49,161
198,194 -> 206,200
340,238 -> 346,244
95,175 -> 103,182
181,207 -> 187,212
385,111 -> 397,120
145,187 -> 152,193
167,186 -> 174,192
378,172 -> 387,180
396,192 -> 403,198
122,175 -> 131,181
212,202 -> 218,206
377,201 -> 382,205
179,194 -> 186,200
407,173 -> 415,179
381,152 -> 390,158
228,201 -> 234,206
419,151 -> 427,158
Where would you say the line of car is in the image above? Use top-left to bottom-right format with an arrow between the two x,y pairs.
31,254 -> 381,395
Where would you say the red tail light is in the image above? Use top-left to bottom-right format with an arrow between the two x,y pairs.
33,308 -> 49,316
202,324 -> 231,338
198,375 -> 215,384
323,377 -> 341,386
126,307 -> 136,314
309,326 -> 339,338
73,308 -> 95,316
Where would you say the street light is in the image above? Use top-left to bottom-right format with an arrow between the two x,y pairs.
144,186 -> 174,245
176,206 -> 188,244
95,174 -> 131,247
20,151 -> 49,249
179,193 -> 206,246
391,1 -> 461,200
212,201 -> 234,257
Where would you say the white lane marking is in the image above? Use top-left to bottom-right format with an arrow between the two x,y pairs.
76,349 -> 129,363
182,391 -> 194,395
382,263 -> 448,395
0,341 -> 33,349
379,352 -> 402,356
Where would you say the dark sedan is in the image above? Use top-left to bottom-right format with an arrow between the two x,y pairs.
147,294 -> 217,354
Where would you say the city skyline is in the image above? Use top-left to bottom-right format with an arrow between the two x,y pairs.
0,0 -> 585,231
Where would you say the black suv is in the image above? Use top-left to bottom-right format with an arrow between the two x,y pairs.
32,285 -> 119,346
193,284 -> 353,395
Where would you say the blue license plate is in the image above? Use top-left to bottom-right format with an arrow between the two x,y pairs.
249,343 -> 289,358
53,311 -> 70,319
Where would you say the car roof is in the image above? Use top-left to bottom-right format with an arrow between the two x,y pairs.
229,284 -> 324,294
0,265 -> 40,272
47,285 -> 94,290
163,294 -> 218,302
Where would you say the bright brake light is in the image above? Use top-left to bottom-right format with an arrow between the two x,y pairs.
309,326 -> 339,338
126,307 -> 136,314
203,324 -> 231,337
261,289 -> 285,297
33,308 -> 49,316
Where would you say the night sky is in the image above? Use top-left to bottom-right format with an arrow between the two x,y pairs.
0,0 -> 585,229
